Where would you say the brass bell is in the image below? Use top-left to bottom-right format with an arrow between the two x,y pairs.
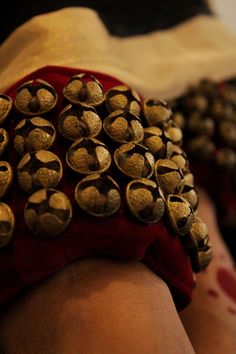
219,120 -> 236,149
63,73 -> 105,107
105,85 -> 141,115
66,137 -> 111,174
142,127 -> 166,158
126,178 -> 165,223
103,110 -> 144,144
172,112 -> 185,130
58,104 -> 102,141
155,159 -> 184,195
166,194 -> 194,236
215,147 -> 236,171
187,112 -> 215,136
166,143 -> 189,173
15,79 -> 58,116
182,92 -> 208,114
114,143 -> 155,179
143,98 -> 172,127
75,173 -> 121,217
0,94 -> 13,125
0,161 -> 13,199
0,202 -> 15,248
187,217 -> 212,272
190,246 -> 213,273
180,183 -> 199,211
184,173 -> 194,186
17,150 -> 63,193
14,117 -> 56,155
163,120 -> 183,146
24,188 -> 72,237
187,136 -> 215,160
0,128 -> 9,158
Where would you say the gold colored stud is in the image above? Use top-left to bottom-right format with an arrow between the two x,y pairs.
126,178 -> 165,223
24,188 -> 72,237
14,117 -> 56,155
190,246 -> 213,273
0,162 -> 13,199
0,202 -> 15,248
103,110 -> 144,144
114,143 -> 155,179
75,173 -> 121,217
155,159 -> 184,195
0,94 -> 13,125
17,150 -> 63,193
143,98 -> 172,127
15,79 -> 58,116
63,73 -> 105,107
105,85 -> 141,115
142,127 -> 166,157
0,128 -> 9,158
66,137 -> 111,175
166,194 -> 194,236
58,104 -> 102,141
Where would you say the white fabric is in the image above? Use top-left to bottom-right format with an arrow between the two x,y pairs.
1,7 -> 236,99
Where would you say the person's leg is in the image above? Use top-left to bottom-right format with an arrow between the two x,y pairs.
0,258 -> 195,354
180,189 -> 236,354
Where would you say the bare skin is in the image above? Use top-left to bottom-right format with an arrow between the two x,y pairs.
180,189 -> 236,354
0,259 -> 195,354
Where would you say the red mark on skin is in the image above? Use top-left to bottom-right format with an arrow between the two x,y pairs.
217,268 -> 236,304
207,289 -> 219,299
227,307 -> 236,316
219,253 -> 226,261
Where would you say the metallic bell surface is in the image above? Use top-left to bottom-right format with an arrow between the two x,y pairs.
166,194 -> 194,236
0,128 -> 9,158
180,183 -> 199,211
164,120 -> 183,146
66,137 -> 112,175
114,143 -> 155,179
0,161 -> 13,199
15,79 -> 58,116
24,188 -> 72,238
105,85 -> 141,115
75,173 -> 121,217
58,104 -> 102,141
0,202 -> 15,248
14,117 -> 56,155
126,178 -> 165,223
0,94 -> 13,125
143,98 -> 172,127
17,150 -> 63,193
166,143 -> 189,173
155,159 -> 184,195
103,110 -> 144,144
142,126 -> 166,157
63,73 -> 105,107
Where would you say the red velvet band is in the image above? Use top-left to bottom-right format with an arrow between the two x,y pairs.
0,66 -> 194,311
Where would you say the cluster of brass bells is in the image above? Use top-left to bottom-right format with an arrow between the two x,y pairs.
0,74 -> 212,273
170,79 -> 236,167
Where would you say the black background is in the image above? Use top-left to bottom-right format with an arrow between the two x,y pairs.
1,0 -> 211,43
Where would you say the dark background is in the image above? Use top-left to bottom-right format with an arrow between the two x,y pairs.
1,0 -> 211,43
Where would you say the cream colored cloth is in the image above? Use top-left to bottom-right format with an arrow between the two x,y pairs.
1,7 -> 236,100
